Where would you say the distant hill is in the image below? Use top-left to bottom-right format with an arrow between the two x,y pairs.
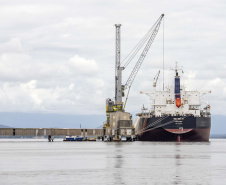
211,115 -> 226,135
210,134 -> 226,138
0,124 -> 11,128
0,112 -> 105,129
96,125 -> 103,129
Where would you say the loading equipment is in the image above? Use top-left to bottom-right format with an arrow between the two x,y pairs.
104,14 -> 164,142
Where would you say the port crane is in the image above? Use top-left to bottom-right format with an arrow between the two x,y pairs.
116,14 -> 164,109
104,14 -> 164,141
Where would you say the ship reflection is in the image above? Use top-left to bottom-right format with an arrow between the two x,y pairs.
113,143 -> 125,185
174,143 -> 182,184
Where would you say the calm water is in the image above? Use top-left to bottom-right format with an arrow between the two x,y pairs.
0,139 -> 226,185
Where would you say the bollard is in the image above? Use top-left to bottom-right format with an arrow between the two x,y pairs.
48,135 -> 54,142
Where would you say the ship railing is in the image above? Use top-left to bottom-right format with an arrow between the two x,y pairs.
141,112 -> 151,118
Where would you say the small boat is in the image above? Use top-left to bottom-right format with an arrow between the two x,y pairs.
63,136 -> 84,141
87,137 -> 96,141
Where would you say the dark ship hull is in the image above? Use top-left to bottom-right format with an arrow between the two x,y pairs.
136,115 -> 211,142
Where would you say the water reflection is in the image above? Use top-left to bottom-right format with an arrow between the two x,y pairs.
113,143 -> 124,184
174,143 -> 182,184
173,142 -> 212,185
0,139 -> 224,185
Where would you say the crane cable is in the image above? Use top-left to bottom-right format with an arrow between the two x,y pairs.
122,17 -> 161,68
121,16 -> 162,68
123,86 -> 131,109
163,16 -> 165,91
123,15 -> 164,109
123,17 -> 162,110
122,27 -> 153,68
121,26 -> 153,67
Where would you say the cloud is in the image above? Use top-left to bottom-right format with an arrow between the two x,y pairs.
0,0 -> 225,116
0,37 -> 105,114
68,55 -> 99,75
0,38 -> 24,53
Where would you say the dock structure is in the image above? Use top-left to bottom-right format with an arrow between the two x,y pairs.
0,128 -> 103,141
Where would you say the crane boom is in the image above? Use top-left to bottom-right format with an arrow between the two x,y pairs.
153,70 -> 160,87
124,14 -> 164,90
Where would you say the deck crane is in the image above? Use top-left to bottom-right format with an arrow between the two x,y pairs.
104,14 -> 164,142
140,70 -> 160,98
153,70 -> 160,87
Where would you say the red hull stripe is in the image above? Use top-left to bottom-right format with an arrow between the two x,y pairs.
164,128 -> 193,134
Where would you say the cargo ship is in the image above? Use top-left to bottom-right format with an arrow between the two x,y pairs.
135,63 -> 211,141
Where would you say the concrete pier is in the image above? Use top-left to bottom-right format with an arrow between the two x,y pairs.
0,128 -> 103,137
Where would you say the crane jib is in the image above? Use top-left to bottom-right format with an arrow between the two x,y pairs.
124,15 -> 164,90
123,14 -> 164,109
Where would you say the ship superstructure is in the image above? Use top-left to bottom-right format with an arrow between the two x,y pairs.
135,63 -> 211,141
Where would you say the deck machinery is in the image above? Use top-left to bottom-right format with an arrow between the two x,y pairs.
103,14 -> 164,141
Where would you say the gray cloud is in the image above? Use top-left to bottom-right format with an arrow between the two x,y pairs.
0,0 -> 225,115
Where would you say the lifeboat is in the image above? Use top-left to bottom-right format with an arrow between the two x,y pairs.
176,98 -> 181,108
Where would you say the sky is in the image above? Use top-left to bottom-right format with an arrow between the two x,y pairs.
0,0 -> 225,118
